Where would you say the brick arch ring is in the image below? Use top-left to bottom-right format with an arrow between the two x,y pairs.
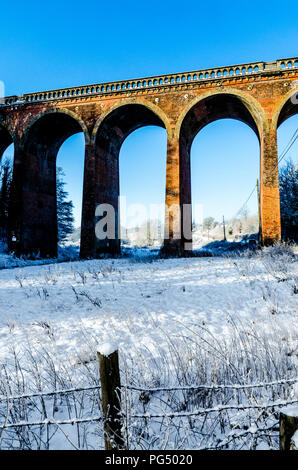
271,85 -> 298,130
19,107 -> 91,146
91,97 -> 173,146
174,87 -> 267,140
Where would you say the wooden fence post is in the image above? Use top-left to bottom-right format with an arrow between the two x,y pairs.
280,407 -> 298,450
97,344 -> 124,450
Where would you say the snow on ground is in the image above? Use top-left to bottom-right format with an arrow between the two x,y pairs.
0,244 -> 297,449
0,247 -> 297,375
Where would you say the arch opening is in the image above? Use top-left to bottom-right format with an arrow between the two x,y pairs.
94,104 -> 166,148
277,92 -> 298,128
56,133 -> 85,255
19,112 -> 86,258
277,109 -> 298,242
83,104 -> 167,257
119,126 -> 167,252
180,94 -> 259,151
179,94 -> 261,252
191,119 -> 260,249
0,125 -> 14,247
0,145 -> 14,241
0,124 -> 13,160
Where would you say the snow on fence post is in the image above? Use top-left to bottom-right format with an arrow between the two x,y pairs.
97,343 -> 124,450
279,405 -> 298,450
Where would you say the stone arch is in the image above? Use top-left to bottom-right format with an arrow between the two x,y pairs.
271,86 -> 298,129
21,107 -> 90,147
81,99 -> 170,258
175,88 -> 265,141
170,89 -> 263,254
91,98 -> 172,145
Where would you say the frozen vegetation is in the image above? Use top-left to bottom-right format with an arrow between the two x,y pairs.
0,243 -> 297,449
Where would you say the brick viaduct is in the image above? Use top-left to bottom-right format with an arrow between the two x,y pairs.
0,57 -> 297,258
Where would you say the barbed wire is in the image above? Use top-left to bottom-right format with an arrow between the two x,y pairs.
129,398 -> 298,419
198,423 -> 279,450
0,384 -> 101,403
0,377 -> 296,402
1,398 -> 296,430
1,378 -> 296,449
123,377 -> 298,393
0,415 -> 103,430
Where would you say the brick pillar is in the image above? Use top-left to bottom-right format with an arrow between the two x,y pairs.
80,142 -> 120,258
80,144 -> 96,258
260,126 -> 281,245
8,143 -> 23,255
162,135 -> 192,255
8,144 -> 58,257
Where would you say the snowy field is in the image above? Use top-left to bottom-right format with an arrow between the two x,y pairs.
0,244 -> 297,449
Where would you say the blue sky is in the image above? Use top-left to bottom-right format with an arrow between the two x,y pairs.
1,0 -> 298,227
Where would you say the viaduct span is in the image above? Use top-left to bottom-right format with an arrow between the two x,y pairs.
0,57 -> 297,257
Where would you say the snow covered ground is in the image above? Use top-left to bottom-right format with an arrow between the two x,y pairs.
0,244 -> 297,449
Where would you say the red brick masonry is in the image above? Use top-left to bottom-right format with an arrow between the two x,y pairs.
0,58 -> 297,257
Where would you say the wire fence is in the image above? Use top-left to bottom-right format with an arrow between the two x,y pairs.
0,375 -> 297,450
